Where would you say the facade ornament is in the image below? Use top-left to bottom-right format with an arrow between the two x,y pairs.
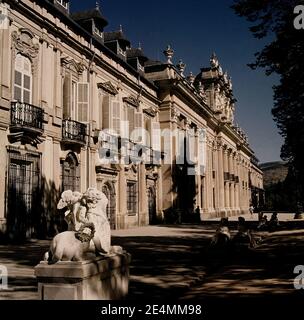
163,45 -> 174,64
187,71 -> 195,85
61,57 -> 85,75
143,106 -> 158,117
223,71 -> 228,84
123,96 -> 140,108
184,118 -> 191,130
171,106 -> 180,123
12,29 -> 39,75
198,81 -> 205,96
176,59 -> 186,77
210,52 -> 219,68
97,81 -> 119,96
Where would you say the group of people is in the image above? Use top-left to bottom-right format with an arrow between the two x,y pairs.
257,212 -> 280,231
210,217 -> 258,250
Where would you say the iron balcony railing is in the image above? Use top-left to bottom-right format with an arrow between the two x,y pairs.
10,101 -> 44,131
62,119 -> 87,145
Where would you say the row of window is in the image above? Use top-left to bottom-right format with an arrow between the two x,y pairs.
13,54 -> 158,145
62,153 -> 138,215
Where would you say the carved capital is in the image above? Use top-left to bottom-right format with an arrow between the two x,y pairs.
171,106 -> 180,123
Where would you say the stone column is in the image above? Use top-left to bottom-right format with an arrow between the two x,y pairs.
217,143 -> 225,216
223,148 -> 230,214
235,154 -> 240,214
118,165 -> 127,229
139,163 -> 148,226
228,151 -> 234,214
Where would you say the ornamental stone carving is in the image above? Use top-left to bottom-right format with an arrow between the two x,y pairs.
171,106 -> 180,123
97,81 -> 119,96
123,96 -> 140,108
12,29 -> 39,74
61,57 -> 85,75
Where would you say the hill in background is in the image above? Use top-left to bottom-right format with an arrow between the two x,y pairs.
260,161 -> 288,187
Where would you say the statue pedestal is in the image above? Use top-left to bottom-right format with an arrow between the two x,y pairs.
34,252 -> 131,300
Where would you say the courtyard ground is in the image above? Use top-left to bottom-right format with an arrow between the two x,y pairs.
0,214 -> 304,302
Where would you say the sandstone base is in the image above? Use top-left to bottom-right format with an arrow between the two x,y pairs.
34,252 -> 131,300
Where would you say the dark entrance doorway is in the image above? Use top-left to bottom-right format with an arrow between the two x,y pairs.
6,148 -> 41,240
102,182 -> 116,230
148,186 -> 157,225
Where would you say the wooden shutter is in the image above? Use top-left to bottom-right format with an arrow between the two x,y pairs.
63,74 -> 71,119
152,122 -> 161,151
134,112 -> 143,142
77,82 -> 89,122
112,101 -> 121,135
127,107 -> 135,138
102,94 -> 111,129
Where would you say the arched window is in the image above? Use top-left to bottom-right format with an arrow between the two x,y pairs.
61,153 -> 80,191
102,182 -> 116,229
14,54 -> 32,104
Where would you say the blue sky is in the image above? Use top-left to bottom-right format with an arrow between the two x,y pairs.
71,0 -> 283,163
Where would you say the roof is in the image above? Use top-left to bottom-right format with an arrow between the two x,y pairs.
104,31 -> 131,47
126,48 -> 148,62
71,8 -> 108,27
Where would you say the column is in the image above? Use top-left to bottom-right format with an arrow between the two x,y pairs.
228,151 -> 235,214
217,143 -> 225,215
223,148 -> 230,214
139,163 -> 148,226
118,165 -> 127,229
235,154 -> 240,213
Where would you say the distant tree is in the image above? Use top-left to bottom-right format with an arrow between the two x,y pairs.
232,0 -> 304,207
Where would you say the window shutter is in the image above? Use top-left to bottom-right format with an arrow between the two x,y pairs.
112,101 -> 121,135
63,74 -> 71,119
134,112 -> 143,142
127,107 -> 135,137
102,94 -> 111,129
152,122 -> 161,151
77,82 -> 89,122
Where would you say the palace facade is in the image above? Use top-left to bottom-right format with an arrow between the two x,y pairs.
0,0 -> 263,240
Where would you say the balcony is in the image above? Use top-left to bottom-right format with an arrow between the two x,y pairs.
10,101 -> 44,134
62,119 -> 87,146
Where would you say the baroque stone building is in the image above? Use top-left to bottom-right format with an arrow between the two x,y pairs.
0,0 -> 263,240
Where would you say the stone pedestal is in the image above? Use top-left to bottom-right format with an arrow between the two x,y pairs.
34,252 -> 131,300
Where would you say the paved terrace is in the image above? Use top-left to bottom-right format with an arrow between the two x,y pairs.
0,220 -> 304,300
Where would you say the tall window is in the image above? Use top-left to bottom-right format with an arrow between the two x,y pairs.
127,181 -> 137,215
61,153 -> 80,191
101,95 -> 121,135
63,76 -> 89,123
125,105 -> 143,142
14,54 -> 32,104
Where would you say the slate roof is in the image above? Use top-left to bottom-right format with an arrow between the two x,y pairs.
104,31 -> 131,47
71,8 -> 108,27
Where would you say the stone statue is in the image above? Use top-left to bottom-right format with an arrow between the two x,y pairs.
83,187 -> 111,254
45,187 -> 121,263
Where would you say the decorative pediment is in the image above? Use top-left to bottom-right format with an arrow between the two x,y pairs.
143,106 -> 158,117
97,81 -> 118,96
61,57 -> 84,74
123,96 -> 140,108
12,29 -> 39,60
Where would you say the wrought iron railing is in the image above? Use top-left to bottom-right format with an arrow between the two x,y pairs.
10,101 -> 44,131
62,119 -> 87,144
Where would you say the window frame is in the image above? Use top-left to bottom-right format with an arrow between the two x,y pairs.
126,180 -> 138,215
14,54 -> 32,104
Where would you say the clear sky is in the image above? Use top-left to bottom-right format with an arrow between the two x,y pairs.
71,0 -> 284,164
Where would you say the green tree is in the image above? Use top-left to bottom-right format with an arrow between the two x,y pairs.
232,0 -> 304,207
